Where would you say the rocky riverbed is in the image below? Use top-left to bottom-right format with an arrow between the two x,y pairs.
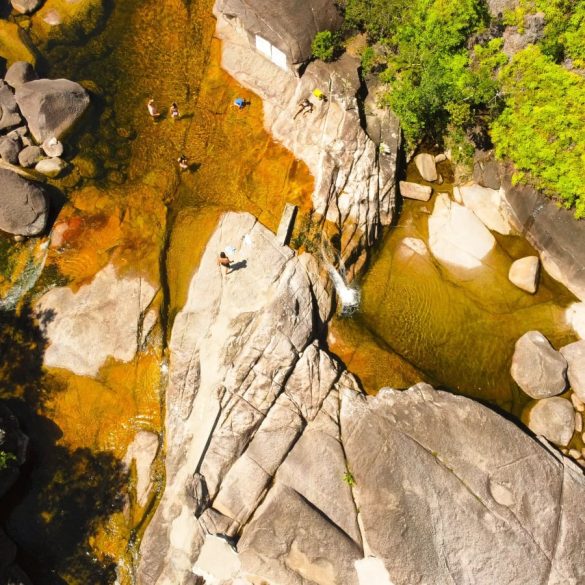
1,0 -> 585,583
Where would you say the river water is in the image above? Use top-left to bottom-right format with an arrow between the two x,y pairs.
0,1 -> 579,583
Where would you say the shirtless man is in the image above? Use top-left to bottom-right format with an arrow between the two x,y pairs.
217,251 -> 232,274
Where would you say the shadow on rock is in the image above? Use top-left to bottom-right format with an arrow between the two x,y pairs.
0,305 -> 129,584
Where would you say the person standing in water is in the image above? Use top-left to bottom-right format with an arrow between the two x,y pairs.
170,102 -> 180,120
177,154 -> 189,171
147,98 -> 161,119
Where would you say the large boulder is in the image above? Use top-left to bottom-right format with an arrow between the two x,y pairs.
14,78 -> 90,142
428,193 -> 496,269
560,340 -> 585,402
508,256 -> 540,294
458,182 -> 515,235
138,212 -> 585,585
511,331 -> 567,398
4,62 -> 38,89
525,396 -> 575,447
0,169 -> 48,236
35,263 -> 158,377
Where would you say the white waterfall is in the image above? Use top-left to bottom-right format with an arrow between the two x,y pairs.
326,263 -> 360,313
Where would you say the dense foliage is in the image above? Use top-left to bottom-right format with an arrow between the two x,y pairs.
332,0 -> 585,216
492,46 -> 585,217
311,30 -> 341,62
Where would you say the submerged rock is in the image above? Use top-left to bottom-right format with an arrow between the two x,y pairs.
428,193 -> 495,269
0,169 -> 48,236
35,263 -> 158,377
511,331 -> 567,398
15,78 -> 90,142
138,211 -> 585,585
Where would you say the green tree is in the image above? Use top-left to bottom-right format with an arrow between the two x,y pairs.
491,45 -> 585,217
312,30 -> 341,62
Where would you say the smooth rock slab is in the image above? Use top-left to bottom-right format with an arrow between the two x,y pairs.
399,180 -> 432,201
509,256 -> 540,294
0,168 -> 47,236
525,396 -> 575,447
342,385 -> 585,584
511,331 -> 567,398
560,340 -> 585,402
35,263 -> 158,377
459,182 -> 514,235
414,152 -> 437,181
428,193 -> 495,269
124,431 -> 159,508
15,78 -> 90,142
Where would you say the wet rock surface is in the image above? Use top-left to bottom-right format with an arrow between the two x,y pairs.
138,212 -> 585,585
35,263 -> 159,377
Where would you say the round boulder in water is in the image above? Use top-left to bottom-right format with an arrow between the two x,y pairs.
0,169 -> 48,236
525,396 -> 574,447
511,331 -> 567,399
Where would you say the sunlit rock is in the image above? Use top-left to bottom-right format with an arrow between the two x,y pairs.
459,182 -> 515,235
399,180 -> 432,201
414,153 -> 437,182
36,263 -> 158,377
525,396 -> 575,447
428,193 -> 495,269
566,302 -> 585,339
560,340 -> 585,403
511,331 -> 567,399
0,168 -> 48,236
35,156 -> 68,177
508,256 -> 540,293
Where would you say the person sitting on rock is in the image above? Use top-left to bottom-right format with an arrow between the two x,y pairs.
293,98 -> 314,120
170,102 -> 180,120
232,97 -> 247,111
147,98 -> 161,119
217,251 -> 232,273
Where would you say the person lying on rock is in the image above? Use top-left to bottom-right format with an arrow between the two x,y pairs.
217,251 -> 232,273
293,98 -> 314,120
